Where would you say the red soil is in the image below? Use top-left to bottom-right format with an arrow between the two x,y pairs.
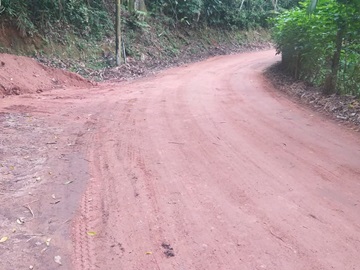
0,53 -> 92,97
0,50 -> 359,270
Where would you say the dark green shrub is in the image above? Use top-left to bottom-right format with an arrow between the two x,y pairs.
272,0 -> 360,95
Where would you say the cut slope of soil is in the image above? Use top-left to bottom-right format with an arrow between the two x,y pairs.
0,53 -> 92,97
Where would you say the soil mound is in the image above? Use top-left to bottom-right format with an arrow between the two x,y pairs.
0,53 -> 92,97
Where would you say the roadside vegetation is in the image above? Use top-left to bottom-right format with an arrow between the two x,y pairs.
0,0 -> 298,34
271,0 -> 360,96
0,0 -> 296,79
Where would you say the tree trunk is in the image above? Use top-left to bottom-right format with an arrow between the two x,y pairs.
323,22 -> 345,95
128,0 -> 134,12
116,0 -> 122,66
135,0 -> 147,12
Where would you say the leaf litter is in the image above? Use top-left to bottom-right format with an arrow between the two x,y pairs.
0,236 -> 8,243
54,255 -> 62,265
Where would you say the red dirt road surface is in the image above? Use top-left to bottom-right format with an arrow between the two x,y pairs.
1,50 -> 360,270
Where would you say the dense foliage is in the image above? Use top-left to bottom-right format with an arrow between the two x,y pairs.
0,0 -> 113,39
0,0 -> 301,69
272,0 -> 360,96
0,0 -> 299,37
148,0 -> 298,28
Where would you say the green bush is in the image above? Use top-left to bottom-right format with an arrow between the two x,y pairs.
272,0 -> 360,96
0,0 -> 113,39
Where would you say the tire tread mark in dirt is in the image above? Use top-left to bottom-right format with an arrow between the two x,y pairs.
72,135 -> 98,270
72,118 -> 111,270
73,97 -> 165,269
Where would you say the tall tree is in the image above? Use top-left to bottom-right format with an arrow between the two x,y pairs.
136,0 -> 147,12
309,0 -> 359,94
128,0 -> 135,12
116,0 -> 122,66
128,0 -> 147,12
273,0 -> 360,96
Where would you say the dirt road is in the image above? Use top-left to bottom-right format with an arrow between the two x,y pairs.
1,50 -> 360,270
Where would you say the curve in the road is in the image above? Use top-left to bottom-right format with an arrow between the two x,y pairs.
72,50 -> 360,270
